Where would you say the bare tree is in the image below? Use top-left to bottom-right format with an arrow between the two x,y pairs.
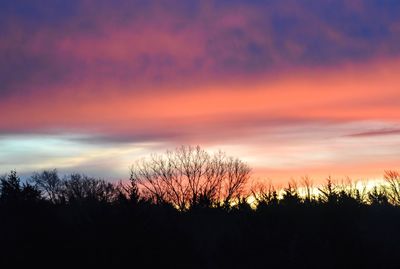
384,170 -> 400,205
301,176 -> 313,203
251,182 -> 278,206
130,146 -> 251,210
62,173 -> 118,203
31,169 -> 63,203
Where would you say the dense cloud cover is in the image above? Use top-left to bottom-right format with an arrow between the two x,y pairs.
2,0 -> 400,95
1,0 -> 400,181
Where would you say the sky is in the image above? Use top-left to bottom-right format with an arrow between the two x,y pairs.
1,0 -> 400,183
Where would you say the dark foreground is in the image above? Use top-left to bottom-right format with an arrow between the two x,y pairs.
1,172 -> 400,268
2,198 -> 400,268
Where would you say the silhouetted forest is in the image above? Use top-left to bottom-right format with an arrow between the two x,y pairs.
1,146 -> 399,268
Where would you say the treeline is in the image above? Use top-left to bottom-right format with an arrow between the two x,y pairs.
0,146 -> 399,268
1,168 -> 400,208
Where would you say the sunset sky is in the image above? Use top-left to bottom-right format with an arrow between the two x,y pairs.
1,0 -> 400,183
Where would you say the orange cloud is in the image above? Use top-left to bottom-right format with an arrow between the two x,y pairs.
2,57 -> 400,182
2,57 -> 400,134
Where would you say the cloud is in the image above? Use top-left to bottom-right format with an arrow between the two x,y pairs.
1,57 -> 400,144
348,128 -> 400,137
1,1 -> 400,181
1,0 -> 400,96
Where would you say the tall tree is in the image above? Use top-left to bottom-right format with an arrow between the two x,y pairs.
130,146 -> 251,210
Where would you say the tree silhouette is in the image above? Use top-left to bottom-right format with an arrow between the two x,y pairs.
281,181 -> 302,206
0,163 -> 400,268
0,170 -> 21,202
368,186 -> 389,205
0,170 -> 41,204
62,173 -> 118,203
251,182 -> 279,207
130,145 -> 251,210
384,170 -> 400,205
30,169 -> 63,203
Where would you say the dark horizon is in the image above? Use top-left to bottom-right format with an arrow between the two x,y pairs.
1,159 -> 400,268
